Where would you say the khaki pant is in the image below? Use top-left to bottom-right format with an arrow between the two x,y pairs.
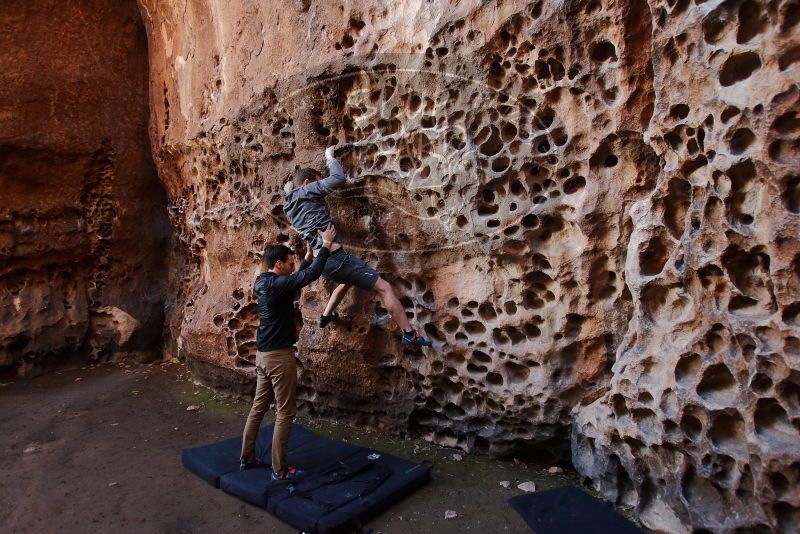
240,347 -> 297,473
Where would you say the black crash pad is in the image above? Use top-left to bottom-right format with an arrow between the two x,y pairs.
182,425 -> 432,534
508,486 -> 643,534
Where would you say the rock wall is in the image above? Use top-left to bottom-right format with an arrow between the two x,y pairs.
572,1 -> 800,531
138,0 -> 799,531
0,0 -> 170,376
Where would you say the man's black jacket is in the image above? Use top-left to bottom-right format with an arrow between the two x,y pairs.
254,247 -> 330,352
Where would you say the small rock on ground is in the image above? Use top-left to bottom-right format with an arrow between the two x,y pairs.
517,481 -> 537,492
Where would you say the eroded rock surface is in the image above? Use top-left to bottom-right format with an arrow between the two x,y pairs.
0,0 -> 170,375
572,1 -> 800,531
139,0 -> 799,531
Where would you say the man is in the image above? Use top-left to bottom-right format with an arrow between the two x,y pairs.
283,146 -> 433,347
240,224 -> 336,480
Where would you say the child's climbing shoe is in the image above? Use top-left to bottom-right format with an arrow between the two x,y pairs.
239,457 -> 263,471
318,311 -> 338,328
271,466 -> 304,480
401,330 -> 433,347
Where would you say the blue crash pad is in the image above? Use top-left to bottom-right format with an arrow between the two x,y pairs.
508,485 -> 643,533
182,424 -> 432,534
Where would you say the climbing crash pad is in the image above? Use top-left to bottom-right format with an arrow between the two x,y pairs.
508,485 -> 643,534
182,424 -> 432,534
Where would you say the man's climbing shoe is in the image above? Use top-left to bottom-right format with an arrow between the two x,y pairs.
318,311 -> 338,328
271,466 -> 304,480
401,330 -> 433,347
239,457 -> 263,471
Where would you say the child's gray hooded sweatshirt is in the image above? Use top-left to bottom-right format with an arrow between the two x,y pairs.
283,158 -> 346,250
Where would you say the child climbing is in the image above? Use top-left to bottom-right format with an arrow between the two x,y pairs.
283,145 -> 433,347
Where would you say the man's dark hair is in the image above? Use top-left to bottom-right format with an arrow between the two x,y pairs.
293,167 -> 321,188
264,244 -> 294,269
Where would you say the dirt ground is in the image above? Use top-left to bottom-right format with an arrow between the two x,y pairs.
0,361 -> 635,533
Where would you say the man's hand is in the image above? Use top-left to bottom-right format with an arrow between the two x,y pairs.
325,145 -> 336,160
318,223 -> 336,247
304,241 -> 314,262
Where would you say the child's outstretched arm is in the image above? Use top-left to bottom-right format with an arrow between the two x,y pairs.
303,146 -> 347,197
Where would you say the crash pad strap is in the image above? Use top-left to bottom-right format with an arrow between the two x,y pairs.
268,456 -> 392,515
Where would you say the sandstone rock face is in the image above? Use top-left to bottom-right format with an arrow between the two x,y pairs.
139,0 -> 799,531
571,1 -> 800,531
0,0 -> 170,376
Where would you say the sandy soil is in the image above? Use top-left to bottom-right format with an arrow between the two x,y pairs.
0,361 -> 632,533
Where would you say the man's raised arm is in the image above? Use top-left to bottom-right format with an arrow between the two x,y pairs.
270,225 -> 336,294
